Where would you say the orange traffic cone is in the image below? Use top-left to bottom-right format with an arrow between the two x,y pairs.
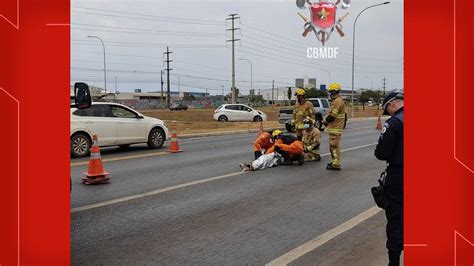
376,116 -> 383,130
82,135 -> 110,185
167,121 -> 182,153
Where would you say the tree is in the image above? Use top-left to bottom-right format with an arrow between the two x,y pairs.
306,87 -> 328,98
358,91 -> 371,110
358,90 -> 383,110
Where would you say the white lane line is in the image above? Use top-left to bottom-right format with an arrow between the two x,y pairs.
71,143 -> 377,213
266,206 -> 382,266
71,151 -> 168,167
71,172 -> 246,213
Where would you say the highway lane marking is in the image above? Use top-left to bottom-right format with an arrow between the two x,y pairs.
266,206 -> 382,266
71,127 -> 377,167
71,171 -> 246,213
71,142 -> 377,213
71,151 -> 169,167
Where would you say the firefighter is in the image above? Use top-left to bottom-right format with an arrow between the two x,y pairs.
375,92 -> 404,266
302,117 -> 321,162
292,88 -> 316,140
323,82 -> 346,170
253,131 -> 274,160
267,130 -> 305,165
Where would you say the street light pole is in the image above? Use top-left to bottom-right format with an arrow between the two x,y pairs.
239,58 -> 253,93
87,35 -> 107,99
351,2 -> 390,118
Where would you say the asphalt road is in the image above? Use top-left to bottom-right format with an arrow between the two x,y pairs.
71,119 -> 389,265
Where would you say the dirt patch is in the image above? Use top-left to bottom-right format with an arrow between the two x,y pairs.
140,106 -> 379,135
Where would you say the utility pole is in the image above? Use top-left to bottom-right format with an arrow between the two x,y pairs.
226,14 -> 240,104
160,70 -> 164,107
272,80 -> 275,109
382,76 -> 387,96
163,46 -> 173,108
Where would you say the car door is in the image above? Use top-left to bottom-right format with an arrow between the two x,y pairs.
242,105 -> 254,121
109,105 -> 147,144
233,105 -> 246,121
81,105 -> 117,146
224,105 -> 239,121
321,99 -> 330,116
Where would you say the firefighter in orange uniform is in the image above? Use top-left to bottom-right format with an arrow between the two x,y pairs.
266,130 -> 305,165
253,131 -> 274,159
323,83 -> 346,170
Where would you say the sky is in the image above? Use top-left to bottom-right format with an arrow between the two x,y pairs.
71,0 -> 403,96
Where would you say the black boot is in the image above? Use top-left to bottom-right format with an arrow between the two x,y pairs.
297,154 -> 305,166
388,250 -> 401,266
254,151 -> 262,160
326,164 -> 341,170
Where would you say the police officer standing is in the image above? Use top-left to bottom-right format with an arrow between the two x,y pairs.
375,92 -> 404,266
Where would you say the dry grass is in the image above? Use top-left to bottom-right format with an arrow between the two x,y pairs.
140,106 -> 380,135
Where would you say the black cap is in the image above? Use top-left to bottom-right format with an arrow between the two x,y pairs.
382,92 -> 404,115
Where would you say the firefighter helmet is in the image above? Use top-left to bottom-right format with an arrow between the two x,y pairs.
272,130 -> 283,138
328,83 -> 342,93
294,88 -> 306,96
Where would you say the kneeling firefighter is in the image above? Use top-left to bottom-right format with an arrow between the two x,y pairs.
253,131 -> 274,160
266,130 -> 305,165
302,117 -> 321,162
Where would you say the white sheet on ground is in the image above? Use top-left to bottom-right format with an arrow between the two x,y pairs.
251,152 -> 282,170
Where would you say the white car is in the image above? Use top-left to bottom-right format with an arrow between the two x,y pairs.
213,104 -> 267,122
70,102 -> 169,157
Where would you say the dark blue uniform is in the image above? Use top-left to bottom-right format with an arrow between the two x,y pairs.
375,107 -> 404,266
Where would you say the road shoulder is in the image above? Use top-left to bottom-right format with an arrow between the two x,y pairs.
289,211 -> 393,266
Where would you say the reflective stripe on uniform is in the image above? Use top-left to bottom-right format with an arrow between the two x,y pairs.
325,128 -> 343,134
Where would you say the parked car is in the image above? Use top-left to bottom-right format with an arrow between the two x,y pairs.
213,104 -> 267,122
279,98 -> 347,131
169,103 -> 188,111
70,102 -> 169,157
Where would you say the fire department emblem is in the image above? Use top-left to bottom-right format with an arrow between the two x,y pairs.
296,0 -> 350,45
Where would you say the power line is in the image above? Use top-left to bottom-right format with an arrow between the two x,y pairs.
72,40 -> 226,48
71,6 -> 226,25
72,26 -> 225,37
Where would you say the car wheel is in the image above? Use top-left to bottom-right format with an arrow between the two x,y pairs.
71,133 -> 91,158
253,115 -> 263,122
218,115 -> 228,122
147,127 -> 165,149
